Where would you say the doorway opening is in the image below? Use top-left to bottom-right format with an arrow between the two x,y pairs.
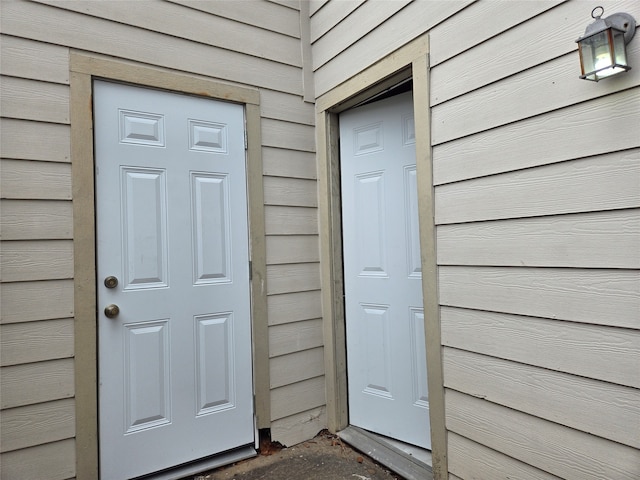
338,86 -> 432,477
315,33 -> 444,480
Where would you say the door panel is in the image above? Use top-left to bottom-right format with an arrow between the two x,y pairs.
192,174 -> 230,283
95,81 -> 254,479
354,172 -> 387,275
340,91 -> 430,449
124,320 -> 171,432
195,312 -> 234,414
121,167 -> 168,288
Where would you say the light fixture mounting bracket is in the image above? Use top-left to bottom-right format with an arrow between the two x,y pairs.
605,11 -> 637,44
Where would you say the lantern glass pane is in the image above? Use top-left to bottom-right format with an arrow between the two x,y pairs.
579,31 -> 612,76
612,29 -> 628,67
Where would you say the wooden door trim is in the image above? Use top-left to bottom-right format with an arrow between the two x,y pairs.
70,52 -> 268,480
315,33 -> 448,479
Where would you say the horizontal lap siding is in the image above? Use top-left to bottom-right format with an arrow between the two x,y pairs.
29,0 -> 302,68
0,0 -> 321,473
431,46 -> 640,144
1,398 -> 76,453
311,0 -> 412,70
431,0 -> 640,477
0,439 -> 76,480
260,60 -> 326,442
311,0 -> 640,478
1,1 -> 302,93
443,348 -> 640,448
447,432 -> 561,480
1,160 -> 72,200
0,319 -> 74,367
428,0 -> 564,68
0,119 -> 71,162
1,200 -> 74,240
168,0 -> 301,38
1,358 -> 75,409
431,0 -> 629,104
446,389 -> 639,480
261,101 -> 324,440
310,0 -> 364,42
432,92 -> 640,185
437,209 -> 640,269
310,0 -> 472,96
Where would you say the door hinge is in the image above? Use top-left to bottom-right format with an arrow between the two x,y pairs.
244,130 -> 248,150
249,260 -> 252,280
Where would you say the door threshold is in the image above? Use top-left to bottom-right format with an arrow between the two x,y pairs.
338,426 -> 433,480
133,445 -> 257,480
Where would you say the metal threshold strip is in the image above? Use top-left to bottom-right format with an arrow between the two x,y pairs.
132,444 -> 257,480
338,426 -> 433,480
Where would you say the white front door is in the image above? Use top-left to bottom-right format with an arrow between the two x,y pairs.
94,81 -> 254,479
339,91 -> 430,449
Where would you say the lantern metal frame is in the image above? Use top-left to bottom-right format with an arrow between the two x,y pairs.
576,6 -> 637,81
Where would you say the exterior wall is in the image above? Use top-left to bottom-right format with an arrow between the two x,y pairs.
311,1 -> 640,479
0,1 -> 322,478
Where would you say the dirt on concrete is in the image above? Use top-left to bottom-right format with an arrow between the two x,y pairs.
193,431 -> 405,480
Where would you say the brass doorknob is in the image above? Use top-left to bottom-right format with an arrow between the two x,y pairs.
104,304 -> 120,318
104,276 -> 119,289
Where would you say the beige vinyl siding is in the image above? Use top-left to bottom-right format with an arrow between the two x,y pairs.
30,0 -> 302,68
1,0 -> 320,475
0,118 -> 70,162
0,21 -> 76,474
440,307 -> 640,389
311,0 -> 412,69
0,280 -> 74,324
311,1 -> 640,479
310,0 -> 364,42
168,0 -> 301,38
310,0 -> 472,96
1,319 -> 74,367
447,432 -> 561,480
1,161 -> 72,201
0,439 -> 76,480
2,1 -> 301,93
429,0 -> 640,471
1,358 -> 75,409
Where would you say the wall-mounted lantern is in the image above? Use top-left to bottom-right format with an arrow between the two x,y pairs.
576,6 -> 637,81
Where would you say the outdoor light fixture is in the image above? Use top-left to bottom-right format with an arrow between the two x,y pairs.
576,6 -> 637,81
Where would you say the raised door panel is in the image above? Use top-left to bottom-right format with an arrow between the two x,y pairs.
191,174 -> 231,284
361,304 -> 393,399
121,168 -> 168,289
195,313 -> 234,414
124,321 -> 171,432
354,172 -> 387,276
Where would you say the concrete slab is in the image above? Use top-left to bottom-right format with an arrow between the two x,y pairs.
190,431 -> 405,480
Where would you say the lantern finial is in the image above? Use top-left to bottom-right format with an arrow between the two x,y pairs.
591,6 -> 604,20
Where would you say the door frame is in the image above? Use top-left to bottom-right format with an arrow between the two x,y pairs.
70,52 -> 270,480
315,34 -> 447,477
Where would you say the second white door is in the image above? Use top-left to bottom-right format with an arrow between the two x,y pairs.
340,91 -> 430,449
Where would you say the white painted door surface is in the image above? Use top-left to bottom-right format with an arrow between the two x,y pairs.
95,81 -> 254,479
340,92 -> 430,449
